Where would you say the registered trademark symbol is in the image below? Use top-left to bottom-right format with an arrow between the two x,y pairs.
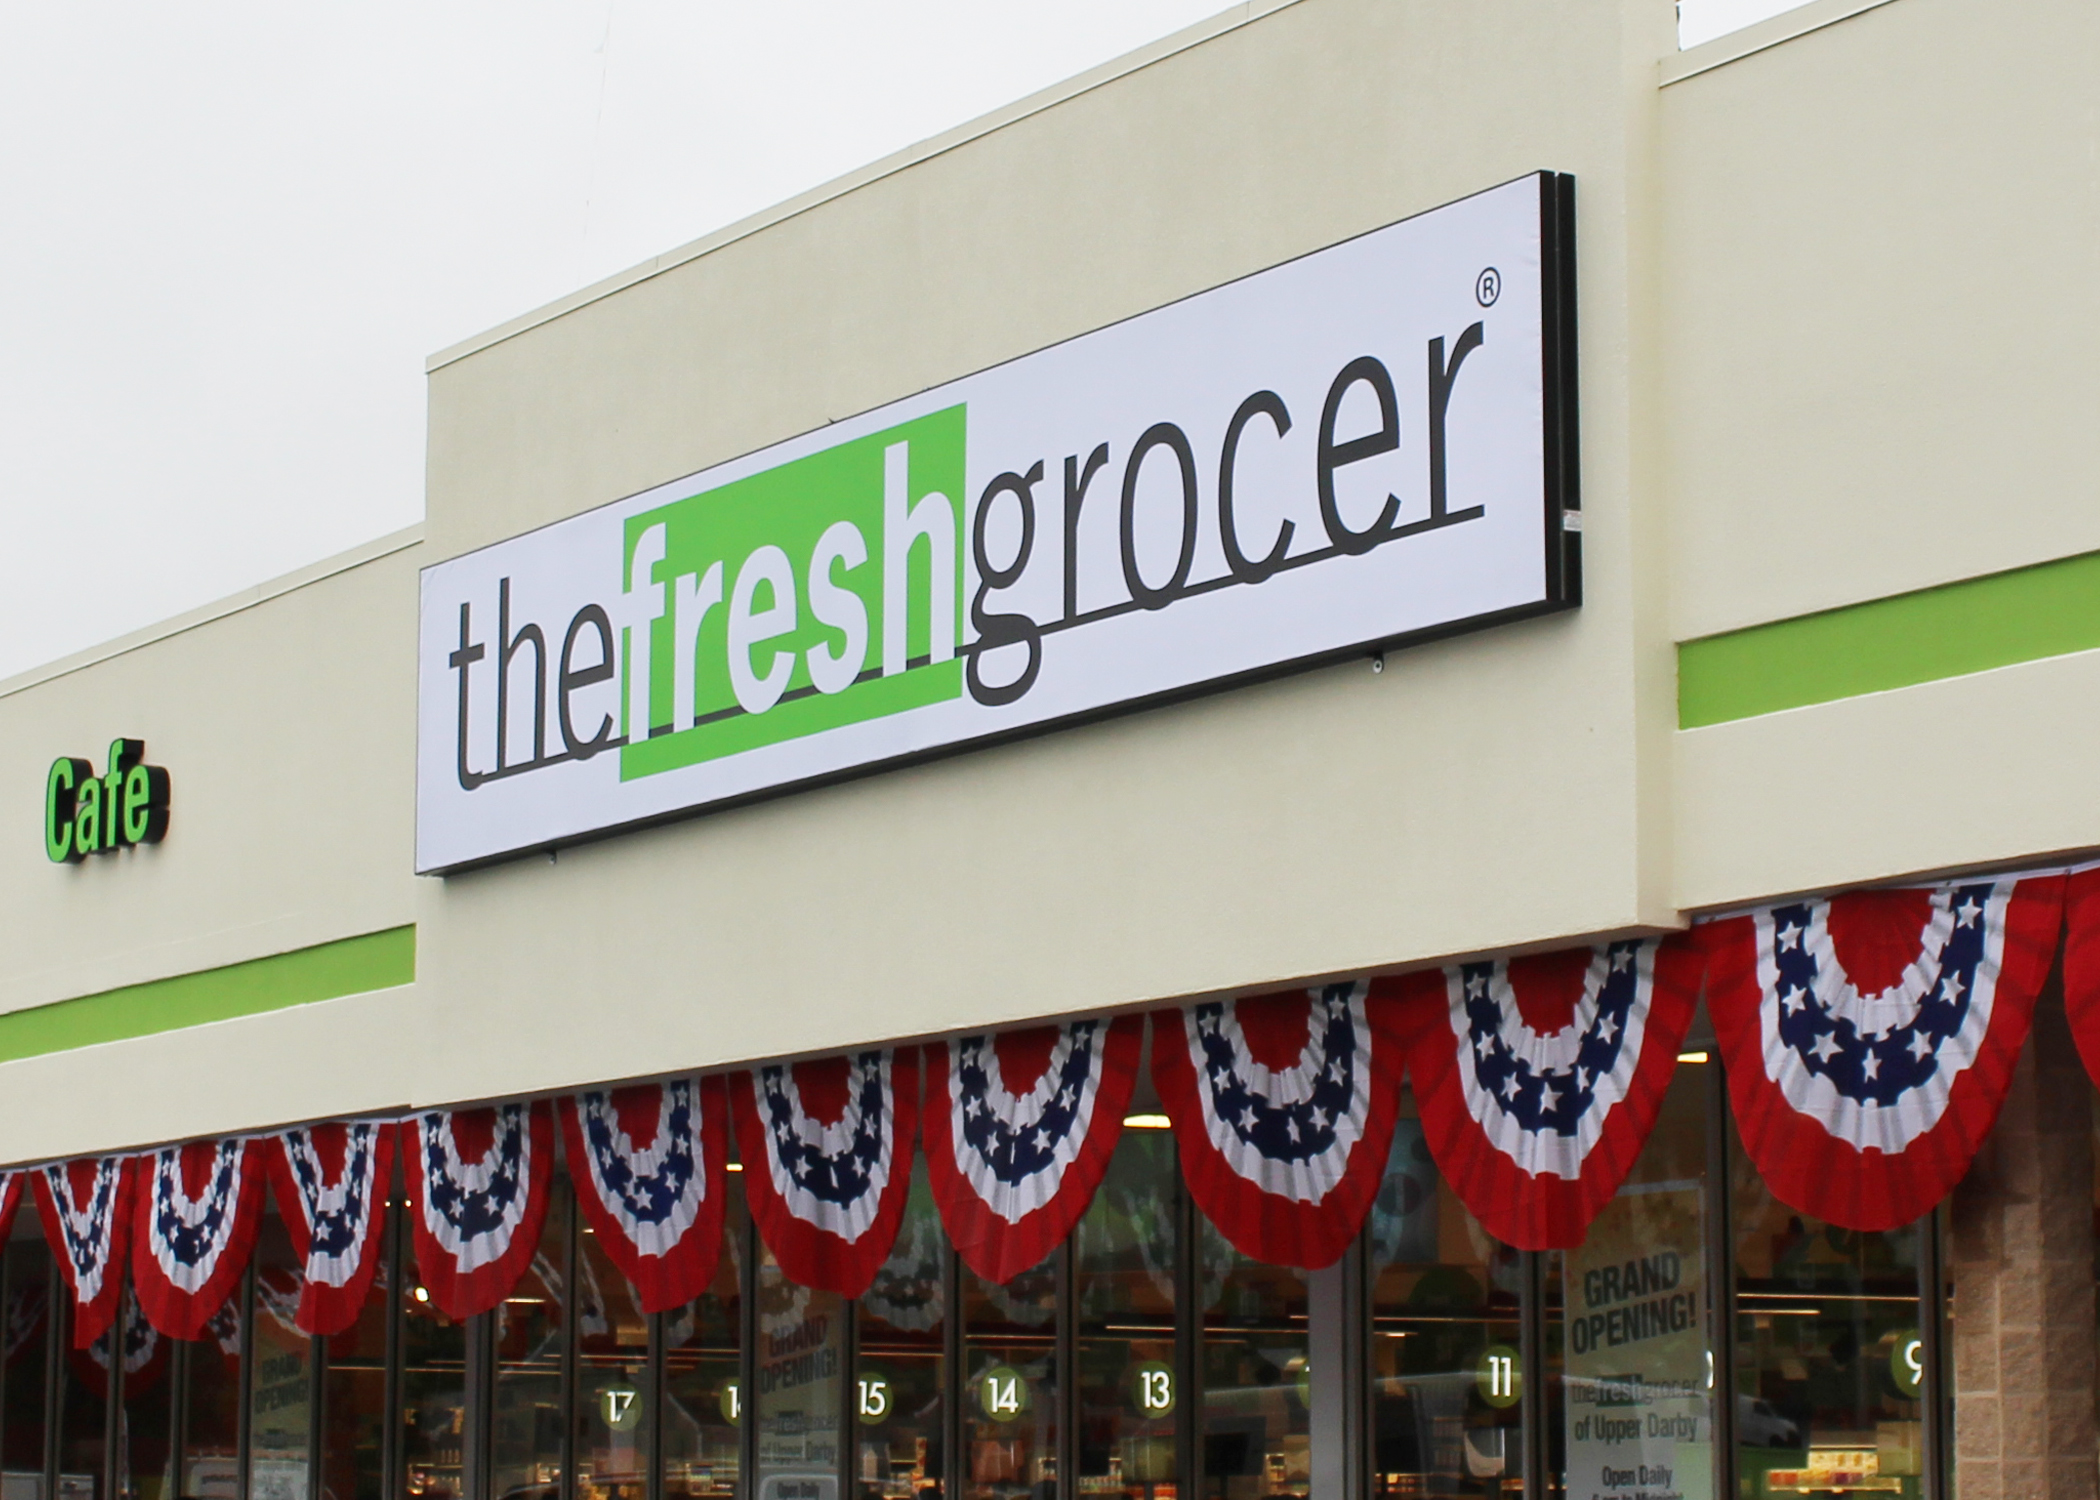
1475,267 -> 1501,307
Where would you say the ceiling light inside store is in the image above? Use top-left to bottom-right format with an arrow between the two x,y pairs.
1122,1114 -> 1172,1129
1677,1051 -> 1710,1064
726,1161 -> 744,1171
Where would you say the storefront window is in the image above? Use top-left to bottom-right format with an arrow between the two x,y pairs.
402,1247 -> 468,1500
963,1253 -> 1057,1500
1198,1225 -> 1305,1500
854,1166 -> 945,1500
1367,1113 -> 1523,1497
1074,1130 -> 1176,1500
319,1215 -> 394,1500
115,1290 -> 173,1500
3,1231 -> 52,1488
667,1176 -> 751,1500
181,1294 -> 243,1500
1733,1120 -> 1926,1498
753,1242 -> 844,1500
491,1187 -> 569,1500
248,1218 -> 313,1500
575,1221 -> 650,1500
1549,1062 -> 1714,1500
55,1296 -> 109,1500
663,1177 -> 744,1500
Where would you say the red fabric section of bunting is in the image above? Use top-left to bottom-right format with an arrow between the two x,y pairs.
266,1121 -> 398,1337
34,1157 -> 137,1347
131,1139 -> 266,1340
0,1173 -> 19,1244
923,1016 -> 1143,1285
730,1049 -> 919,1300
1152,984 -> 1402,1270
1704,876 -> 2063,1232
2058,868 -> 2100,1090
404,1102 -> 554,1320
560,1077 -> 729,1314
1388,938 -> 1704,1251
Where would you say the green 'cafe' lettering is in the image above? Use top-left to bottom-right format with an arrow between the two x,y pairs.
46,739 -> 171,863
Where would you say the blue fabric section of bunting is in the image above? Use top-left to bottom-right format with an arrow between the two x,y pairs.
422,1108 -> 529,1241
1463,941 -> 1643,1138
286,1127 -> 380,1260
757,1057 -> 885,1207
149,1146 -> 241,1270
1194,984 -> 1359,1163
1770,882 -> 1990,1107
581,1085 -> 697,1227
954,1023 -> 1099,1185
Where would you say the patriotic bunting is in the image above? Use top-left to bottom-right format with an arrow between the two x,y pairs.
559,1077 -> 729,1314
1390,938 -> 1704,1250
730,1050 -> 919,1299
267,1121 -> 398,1337
405,1102 -> 554,1320
0,1173 -> 19,1244
2057,867 -> 2100,1090
72,1294 -> 166,1397
1152,984 -> 1402,1270
1703,876 -> 2064,1232
33,1158 -> 136,1347
131,1139 -> 266,1340
923,1017 -> 1142,1285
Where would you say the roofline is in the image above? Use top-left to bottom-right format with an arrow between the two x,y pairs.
424,0 -> 1306,375
0,525 -> 425,701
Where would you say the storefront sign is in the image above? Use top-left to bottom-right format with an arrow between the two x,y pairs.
1562,1182 -> 1713,1500
416,173 -> 1578,872
46,739 -> 171,863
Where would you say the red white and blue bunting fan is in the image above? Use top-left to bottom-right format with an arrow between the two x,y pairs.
1391,938 -> 1704,1251
2054,866 -> 2100,1090
131,1138 -> 266,1340
33,1157 -> 136,1347
72,1292 -> 167,1398
1151,984 -> 1402,1270
404,1102 -> 554,1320
558,1077 -> 729,1314
266,1120 -> 399,1337
0,1172 -> 19,1245
1702,875 -> 2064,1232
729,1049 -> 920,1299
923,1017 -> 1143,1285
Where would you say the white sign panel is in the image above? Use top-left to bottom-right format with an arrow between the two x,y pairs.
417,173 -> 1578,872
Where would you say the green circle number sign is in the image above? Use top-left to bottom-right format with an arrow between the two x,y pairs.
978,1365 -> 1031,1423
1476,1345 -> 1522,1409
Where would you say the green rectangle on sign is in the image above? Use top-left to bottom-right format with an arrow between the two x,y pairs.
621,406 -> 966,781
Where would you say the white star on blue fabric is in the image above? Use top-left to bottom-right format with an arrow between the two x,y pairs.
1778,922 -> 1804,951
1780,985 -> 1805,1017
1540,1083 -> 1562,1112
1474,1033 -> 1495,1059
1955,898 -> 1981,928
1862,1051 -> 1881,1082
1810,1032 -> 1841,1064
1611,948 -> 1633,973
1908,1032 -> 1934,1062
1501,1075 -> 1521,1102
1941,974 -> 1966,1004
1596,1014 -> 1619,1044
1466,974 -> 1488,1000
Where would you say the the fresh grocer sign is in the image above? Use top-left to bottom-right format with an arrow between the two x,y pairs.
416,173 -> 1579,873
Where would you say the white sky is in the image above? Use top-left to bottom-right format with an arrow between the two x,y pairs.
0,0 -> 1805,682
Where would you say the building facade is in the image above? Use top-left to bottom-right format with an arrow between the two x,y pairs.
4,2 -> 2098,1499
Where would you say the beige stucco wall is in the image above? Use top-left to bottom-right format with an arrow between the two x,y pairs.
6,0 -> 2100,1162
1661,0 -> 2100,904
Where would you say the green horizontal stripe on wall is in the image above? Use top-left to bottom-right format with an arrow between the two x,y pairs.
1679,549 -> 2100,728
0,925 -> 414,1065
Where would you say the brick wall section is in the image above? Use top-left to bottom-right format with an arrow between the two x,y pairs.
1949,986 -> 2096,1499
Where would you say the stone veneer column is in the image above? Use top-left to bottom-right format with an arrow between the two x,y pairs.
1949,985 -> 2096,1499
